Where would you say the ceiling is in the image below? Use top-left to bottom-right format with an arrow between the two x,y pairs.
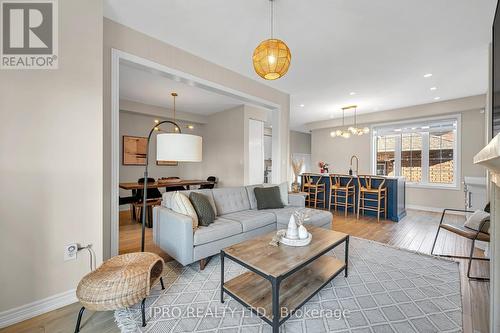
106,0 -> 497,130
120,62 -> 244,114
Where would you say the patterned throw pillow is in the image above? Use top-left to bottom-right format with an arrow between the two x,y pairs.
170,192 -> 198,229
254,186 -> 284,210
189,192 -> 216,226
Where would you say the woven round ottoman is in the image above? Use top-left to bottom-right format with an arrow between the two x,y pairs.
74,252 -> 165,332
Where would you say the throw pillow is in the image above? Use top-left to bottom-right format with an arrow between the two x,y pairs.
464,210 -> 490,233
263,182 -> 289,205
170,192 -> 198,229
189,192 -> 216,226
254,186 -> 284,210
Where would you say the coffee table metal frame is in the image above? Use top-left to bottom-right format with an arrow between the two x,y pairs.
220,234 -> 349,333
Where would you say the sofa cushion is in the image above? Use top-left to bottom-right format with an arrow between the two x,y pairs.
189,192 -> 215,226
264,182 -> 289,205
245,184 -> 263,210
222,210 -> 276,232
270,207 -> 333,229
163,189 -> 218,216
193,218 -> 242,246
212,187 -> 251,215
254,186 -> 284,210
170,192 -> 198,229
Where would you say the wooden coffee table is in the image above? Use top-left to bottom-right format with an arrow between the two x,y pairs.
220,226 -> 349,333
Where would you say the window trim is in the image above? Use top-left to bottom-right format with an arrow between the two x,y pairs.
370,114 -> 461,190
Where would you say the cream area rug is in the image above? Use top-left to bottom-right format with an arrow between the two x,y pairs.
114,237 -> 463,333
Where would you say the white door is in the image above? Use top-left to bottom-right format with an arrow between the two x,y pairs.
248,119 -> 264,184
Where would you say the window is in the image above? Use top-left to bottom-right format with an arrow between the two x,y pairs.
372,116 -> 459,188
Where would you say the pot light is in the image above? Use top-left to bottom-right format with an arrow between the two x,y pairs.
349,92 -> 356,96
423,73 -> 433,78
430,87 -> 437,91
187,125 -> 194,130
434,96 -> 441,100
300,104 -> 305,107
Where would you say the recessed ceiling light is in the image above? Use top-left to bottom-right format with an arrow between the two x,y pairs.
423,73 -> 433,78
394,128 -> 402,132
300,104 -> 305,107
434,96 -> 441,100
430,87 -> 437,91
187,125 -> 194,130
421,126 -> 430,129
349,92 -> 356,96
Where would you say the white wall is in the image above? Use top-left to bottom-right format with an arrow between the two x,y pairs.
203,106 -> 245,186
311,96 -> 486,210
290,130 -> 312,154
0,0 -> 103,321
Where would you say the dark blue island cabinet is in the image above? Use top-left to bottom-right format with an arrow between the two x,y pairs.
300,174 -> 406,222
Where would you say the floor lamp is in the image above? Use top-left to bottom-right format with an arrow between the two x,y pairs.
140,120 -> 202,252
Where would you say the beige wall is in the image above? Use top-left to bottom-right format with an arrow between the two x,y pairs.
290,131 -> 312,154
0,0 -> 103,316
203,107 -> 245,187
103,19 -> 290,259
311,96 -> 486,210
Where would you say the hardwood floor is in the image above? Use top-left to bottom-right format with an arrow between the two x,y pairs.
1,209 -> 490,333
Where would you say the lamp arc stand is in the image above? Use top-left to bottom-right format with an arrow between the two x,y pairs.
140,120 -> 181,252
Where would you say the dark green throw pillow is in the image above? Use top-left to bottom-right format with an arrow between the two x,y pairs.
189,192 -> 215,226
254,186 -> 284,210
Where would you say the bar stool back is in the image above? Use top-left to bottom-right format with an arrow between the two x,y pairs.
302,173 -> 326,208
357,175 -> 387,221
328,174 -> 356,216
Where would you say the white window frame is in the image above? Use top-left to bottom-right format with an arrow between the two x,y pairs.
370,114 -> 461,190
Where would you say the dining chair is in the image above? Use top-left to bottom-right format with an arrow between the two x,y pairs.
133,178 -> 162,225
200,176 -> 217,189
357,175 -> 387,221
302,173 -> 325,208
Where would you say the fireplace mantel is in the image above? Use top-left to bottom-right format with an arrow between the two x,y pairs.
474,133 -> 500,185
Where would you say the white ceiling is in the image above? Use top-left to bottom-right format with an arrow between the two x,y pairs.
106,0 -> 497,130
120,63 -> 244,114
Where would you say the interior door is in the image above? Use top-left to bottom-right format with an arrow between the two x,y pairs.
248,119 -> 264,185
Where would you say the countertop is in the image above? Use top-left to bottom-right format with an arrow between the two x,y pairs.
300,173 -> 404,180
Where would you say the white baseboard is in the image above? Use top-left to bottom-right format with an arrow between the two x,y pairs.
406,204 -> 466,215
0,289 -> 77,329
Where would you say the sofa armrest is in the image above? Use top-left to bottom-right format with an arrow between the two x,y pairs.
153,206 -> 194,266
289,193 -> 306,207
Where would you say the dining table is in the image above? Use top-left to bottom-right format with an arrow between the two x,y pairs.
119,179 -> 214,191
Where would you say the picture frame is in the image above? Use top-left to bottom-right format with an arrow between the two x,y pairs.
122,135 -> 147,166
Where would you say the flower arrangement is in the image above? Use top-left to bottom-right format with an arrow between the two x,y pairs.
318,161 -> 329,173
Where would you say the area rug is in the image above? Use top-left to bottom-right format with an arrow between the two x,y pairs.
115,237 -> 463,332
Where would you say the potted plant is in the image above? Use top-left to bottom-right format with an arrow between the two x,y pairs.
318,161 -> 329,173
291,159 -> 303,193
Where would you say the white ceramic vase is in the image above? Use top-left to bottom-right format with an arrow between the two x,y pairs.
298,225 -> 308,240
286,215 -> 299,240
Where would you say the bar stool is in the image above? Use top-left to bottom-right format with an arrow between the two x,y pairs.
357,175 -> 387,221
302,173 -> 326,208
328,174 -> 356,217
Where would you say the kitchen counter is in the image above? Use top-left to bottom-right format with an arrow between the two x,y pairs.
300,173 -> 406,222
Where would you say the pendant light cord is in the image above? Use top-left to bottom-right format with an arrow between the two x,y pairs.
270,0 -> 274,39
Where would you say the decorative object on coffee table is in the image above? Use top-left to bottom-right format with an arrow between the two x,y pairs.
220,226 -> 349,333
74,252 -> 165,332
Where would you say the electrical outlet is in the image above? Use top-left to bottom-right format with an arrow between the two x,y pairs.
64,243 -> 78,261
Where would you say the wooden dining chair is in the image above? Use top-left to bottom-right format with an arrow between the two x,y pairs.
357,175 -> 387,221
302,173 -> 325,208
431,207 -> 490,281
328,174 -> 356,216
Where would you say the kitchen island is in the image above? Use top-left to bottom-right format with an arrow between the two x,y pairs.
300,173 -> 406,222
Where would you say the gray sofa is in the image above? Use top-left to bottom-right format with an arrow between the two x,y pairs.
152,185 -> 333,267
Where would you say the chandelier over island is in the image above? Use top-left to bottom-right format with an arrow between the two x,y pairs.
330,105 -> 370,139
252,0 -> 291,80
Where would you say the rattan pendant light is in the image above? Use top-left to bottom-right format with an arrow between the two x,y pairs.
252,0 -> 291,80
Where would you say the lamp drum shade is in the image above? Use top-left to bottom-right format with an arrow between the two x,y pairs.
252,39 -> 291,80
156,133 -> 202,162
